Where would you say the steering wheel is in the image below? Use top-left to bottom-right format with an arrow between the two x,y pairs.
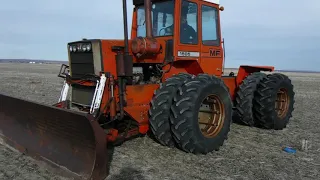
158,26 -> 173,36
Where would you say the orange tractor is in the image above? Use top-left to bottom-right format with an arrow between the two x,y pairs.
0,0 -> 295,179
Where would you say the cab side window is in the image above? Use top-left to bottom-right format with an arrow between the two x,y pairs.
201,5 -> 219,46
180,0 -> 198,44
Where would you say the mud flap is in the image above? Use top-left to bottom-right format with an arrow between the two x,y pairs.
0,94 -> 108,180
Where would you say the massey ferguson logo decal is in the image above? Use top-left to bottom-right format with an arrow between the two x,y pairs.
209,49 -> 221,57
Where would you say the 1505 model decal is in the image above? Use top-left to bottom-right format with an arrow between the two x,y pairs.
178,51 -> 200,57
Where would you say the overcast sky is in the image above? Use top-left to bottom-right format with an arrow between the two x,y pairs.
0,0 -> 319,71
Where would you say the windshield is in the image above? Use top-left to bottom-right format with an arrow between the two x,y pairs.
137,0 -> 174,37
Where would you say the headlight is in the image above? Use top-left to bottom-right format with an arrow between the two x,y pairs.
82,44 -> 87,51
86,44 -> 91,51
69,43 -> 91,52
77,45 -> 81,51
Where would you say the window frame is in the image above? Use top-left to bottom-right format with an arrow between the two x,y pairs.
179,0 -> 199,45
201,4 -> 220,47
136,1 -> 175,38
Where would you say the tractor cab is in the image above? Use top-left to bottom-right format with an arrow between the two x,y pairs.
131,0 -> 225,77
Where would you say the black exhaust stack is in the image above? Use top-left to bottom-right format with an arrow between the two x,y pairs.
144,0 -> 152,38
122,0 -> 130,55
115,0 -> 133,119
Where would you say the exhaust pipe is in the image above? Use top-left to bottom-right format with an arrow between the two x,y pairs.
144,0 -> 152,38
122,0 -> 130,54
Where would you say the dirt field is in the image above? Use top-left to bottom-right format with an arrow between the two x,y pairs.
0,63 -> 319,180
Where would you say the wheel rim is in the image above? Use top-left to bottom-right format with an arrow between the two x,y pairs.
275,88 -> 290,119
198,94 -> 225,138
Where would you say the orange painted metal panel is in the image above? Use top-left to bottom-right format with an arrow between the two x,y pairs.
124,84 -> 160,134
221,76 -> 237,100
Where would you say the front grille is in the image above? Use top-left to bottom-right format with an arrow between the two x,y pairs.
71,84 -> 95,107
69,52 -> 95,79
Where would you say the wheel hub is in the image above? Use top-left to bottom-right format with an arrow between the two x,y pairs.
275,88 -> 290,119
198,95 -> 225,138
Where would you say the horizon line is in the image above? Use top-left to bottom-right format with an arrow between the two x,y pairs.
1,58 -> 319,73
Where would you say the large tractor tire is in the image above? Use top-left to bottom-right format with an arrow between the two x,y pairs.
149,73 -> 193,147
253,73 -> 295,130
234,72 -> 266,126
170,74 -> 233,154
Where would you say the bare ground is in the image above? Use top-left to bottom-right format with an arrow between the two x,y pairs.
0,63 -> 319,180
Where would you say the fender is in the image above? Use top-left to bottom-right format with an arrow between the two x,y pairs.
162,60 -> 204,81
236,65 -> 274,86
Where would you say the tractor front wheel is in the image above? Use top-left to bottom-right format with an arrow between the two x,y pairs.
149,73 -> 193,147
170,74 -> 232,154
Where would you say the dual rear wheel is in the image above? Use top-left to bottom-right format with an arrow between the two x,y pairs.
234,72 -> 295,129
149,73 -> 232,154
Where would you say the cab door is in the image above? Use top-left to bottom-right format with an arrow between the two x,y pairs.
173,0 -> 201,63
199,1 -> 223,76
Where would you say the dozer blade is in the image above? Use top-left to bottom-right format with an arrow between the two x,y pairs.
0,94 -> 108,180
